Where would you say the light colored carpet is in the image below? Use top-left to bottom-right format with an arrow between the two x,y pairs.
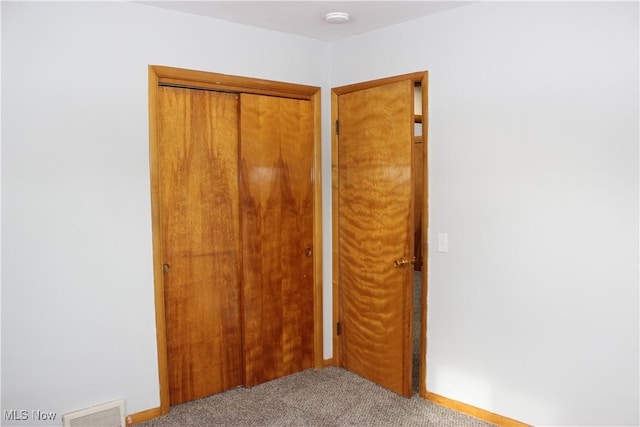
134,367 -> 495,426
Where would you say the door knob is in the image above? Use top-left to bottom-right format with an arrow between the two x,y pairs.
393,257 -> 416,267
394,257 -> 409,267
163,263 -> 170,273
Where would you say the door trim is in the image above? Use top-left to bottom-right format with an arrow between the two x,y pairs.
331,71 -> 429,396
149,65 -> 323,414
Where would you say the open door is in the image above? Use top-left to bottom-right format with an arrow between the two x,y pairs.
333,73 -> 427,397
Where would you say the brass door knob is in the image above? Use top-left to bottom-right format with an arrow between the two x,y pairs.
393,257 -> 416,267
394,257 -> 409,267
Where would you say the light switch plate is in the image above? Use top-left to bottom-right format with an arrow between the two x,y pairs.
438,233 -> 448,253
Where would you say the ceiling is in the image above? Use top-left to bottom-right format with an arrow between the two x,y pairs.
139,1 -> 475,42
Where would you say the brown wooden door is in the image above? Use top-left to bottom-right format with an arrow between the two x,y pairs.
240,93 -> 315,386
336,79 -> 415,397
157,86 -> 243,405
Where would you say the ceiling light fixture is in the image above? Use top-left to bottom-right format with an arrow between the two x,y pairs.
325,12 -> 350,24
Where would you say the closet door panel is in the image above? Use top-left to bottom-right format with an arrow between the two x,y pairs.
240,94 -> 315,386
158,86 -> 243,404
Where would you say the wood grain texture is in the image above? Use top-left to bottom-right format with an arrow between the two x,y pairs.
148,66 -> 171,415
424,393 -> 532,427
151,66 -> 323,411
126,407 -> 162,426
332,72 -> 427,96
311,91 -> 324,369
331,91 -> 342,367
240,94 -> 315,386
152,65 -> 317,100
158,86 -> 243,405
338,80 -> 414,397
417,74 -> 429,397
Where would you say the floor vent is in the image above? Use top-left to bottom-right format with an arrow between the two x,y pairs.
62,399 -> 125,427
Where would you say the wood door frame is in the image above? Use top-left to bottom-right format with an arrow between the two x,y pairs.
149,65 -> 323,414
331,71 -> 429,396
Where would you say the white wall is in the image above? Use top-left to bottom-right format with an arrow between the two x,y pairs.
332,2 -> 639,426
1,2 -> 331,425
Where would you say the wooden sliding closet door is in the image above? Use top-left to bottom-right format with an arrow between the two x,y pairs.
157,86 -> 243,405
240,94 -> 315,386
152,66 -> 322,412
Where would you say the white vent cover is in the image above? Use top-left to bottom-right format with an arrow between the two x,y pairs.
62,400 -> 125,427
